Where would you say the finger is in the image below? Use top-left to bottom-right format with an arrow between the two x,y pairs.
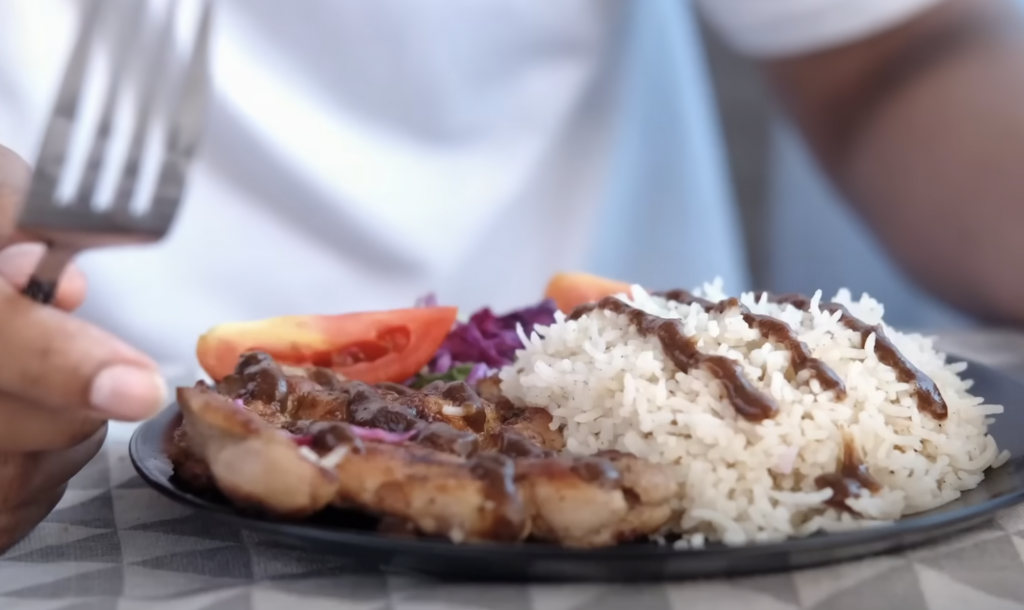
0,243 -> 87,311
0,394 -> 105,452
0,426 -> 106,511
0,282 -> 167,420
0,144 -> 30,238
0,485 -> 64,554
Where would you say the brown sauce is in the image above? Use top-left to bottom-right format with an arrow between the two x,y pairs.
413,423 -> 480,458
755,292 -> 812,311
494,397 -> 522,422
441,382 -> 489,433
467,452 -> 528,541
716,297 -> 846,399
569,456 -> 622,490
655,289 -> 714,310
287,389 -> 350,422
462,409 -> 488,434
306,367 -> 347,392
215,375 -> 247,398
420,380 -> 446,394
306,422 -> 366,455
285,375 -> 322,397
814,432 -> 882,513
234,351 -> 290,405
346,383 -> 421,432
440,381 -> 481,408
569,297 -> 779,422
657,291 -> 846,398
761,293 -> 948,421
376,382 -> 416,396
326,378 -> 581,466
491,428 -> 553,459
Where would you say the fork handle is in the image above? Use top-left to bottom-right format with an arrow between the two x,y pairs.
23,278 -> 58,304
22,246 -> 76,305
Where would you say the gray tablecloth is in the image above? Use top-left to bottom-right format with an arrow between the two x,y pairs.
3,331 -> 1024,610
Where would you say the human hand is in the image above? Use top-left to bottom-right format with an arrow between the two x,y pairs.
0,144 -> 168,553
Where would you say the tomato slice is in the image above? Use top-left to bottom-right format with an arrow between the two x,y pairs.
196,306 -> 458,384
544,272 -> 632,313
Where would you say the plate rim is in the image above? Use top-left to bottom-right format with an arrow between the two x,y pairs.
129,357 -> 1024,562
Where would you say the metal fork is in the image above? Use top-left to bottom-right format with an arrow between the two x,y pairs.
16,0 -> 213,304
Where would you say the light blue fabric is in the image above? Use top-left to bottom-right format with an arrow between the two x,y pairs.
584,0 -> 751,294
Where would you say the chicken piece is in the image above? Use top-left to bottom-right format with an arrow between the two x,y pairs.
215,352 -> 289,404
410,422 -> 480,458
502,407 -> 565,453
170,351 -> 681,548
512,452 -> 678,548
376,380 -> 501,435
475,374 -> 565,452
592,450 -> 679,542
175,385 -> 339,517
515,457 -> 631,547
291,421 -> 532,542
176,386 -> 531,541
293,365 -> 349,391
165,412 -> 215,493
474,374 -> 505,405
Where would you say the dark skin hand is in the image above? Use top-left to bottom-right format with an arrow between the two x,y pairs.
765,0 -> 1024,325
0,145 -> 166,554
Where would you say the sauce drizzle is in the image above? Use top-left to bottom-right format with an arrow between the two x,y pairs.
760,292 -> 948,421
569,456 -> 622,490
569,296 -> 779,422
657,291 -> 847,399
440,382 -> 489,433
814,431 -> 882,513
467,452 -> 529,541
346,383 -> 422,432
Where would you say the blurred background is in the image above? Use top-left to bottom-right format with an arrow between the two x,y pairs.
1,0 -> 1009,347
695,12 -> 975,332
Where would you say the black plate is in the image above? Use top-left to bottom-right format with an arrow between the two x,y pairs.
131,359 -> 1024,582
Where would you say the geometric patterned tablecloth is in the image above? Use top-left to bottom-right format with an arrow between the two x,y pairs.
4,333 -> 1024,610
6,439 -> 1024,609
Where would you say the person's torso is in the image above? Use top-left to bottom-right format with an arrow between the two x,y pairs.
0,0 -> 748,368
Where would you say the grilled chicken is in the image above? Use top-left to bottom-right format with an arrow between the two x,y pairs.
170,351 -> 678,548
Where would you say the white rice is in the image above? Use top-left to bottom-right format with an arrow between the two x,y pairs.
499,280 -> 1007,546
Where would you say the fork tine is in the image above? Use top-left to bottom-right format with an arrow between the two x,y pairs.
144,0 -> 213,230
19,0 -> 209,306
25,0 -> 107,207
110,1 -> 178,217
71,0 -> 147,210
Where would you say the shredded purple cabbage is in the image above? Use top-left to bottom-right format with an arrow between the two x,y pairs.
431,299 -> 558,372
347,426 -> 417,443
407,296 -> 558,387
465,362 -> 490,385
432,350 -> 453,375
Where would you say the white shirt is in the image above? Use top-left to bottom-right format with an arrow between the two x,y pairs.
0,0 -> 945,372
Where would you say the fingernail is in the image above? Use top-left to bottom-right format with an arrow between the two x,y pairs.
89,365 -> 168,420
